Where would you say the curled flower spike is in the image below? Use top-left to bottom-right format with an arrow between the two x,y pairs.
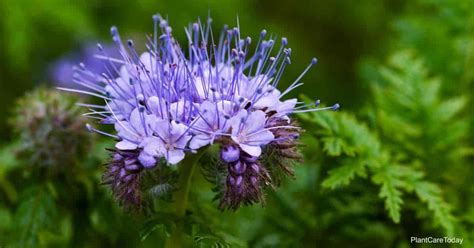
103,149 -> 144,209
220,149 -> 271,210
62,14 -> 338,210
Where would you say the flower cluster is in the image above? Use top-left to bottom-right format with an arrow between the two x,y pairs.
11,88 -> 91,171
62,15 -> 338,209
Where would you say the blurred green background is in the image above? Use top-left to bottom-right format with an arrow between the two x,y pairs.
0,0 -> 473,247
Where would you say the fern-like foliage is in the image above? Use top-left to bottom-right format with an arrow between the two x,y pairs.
373,51 -> 469,170
371,51 -> 471,235
300,108 -> 458,234
299,50 -> 469,237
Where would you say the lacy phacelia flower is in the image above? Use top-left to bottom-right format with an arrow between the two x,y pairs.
62,15 -> 338,209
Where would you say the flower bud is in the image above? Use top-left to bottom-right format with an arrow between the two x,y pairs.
220,145 -> 240,163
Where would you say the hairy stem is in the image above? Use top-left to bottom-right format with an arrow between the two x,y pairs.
164,151 -> 204,248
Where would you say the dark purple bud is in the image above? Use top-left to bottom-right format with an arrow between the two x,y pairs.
251,163 -> 260,173
123,174 -> 135,183
119,168 -> 127,178
125,164 -> 140,171
113,153 -> 123,161
221,146 -> 240,163
228,176 -> 236,186
124,158 -> 136,166
110,165 -> 120,173
250,176 -> 258,186
245,156 -> 259,163
232,161 -> 247,174
236,176 -> 243,187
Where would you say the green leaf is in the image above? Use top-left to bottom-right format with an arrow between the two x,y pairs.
0,141 -> 21,176
139,213 -> 175,242
322,159 -> 366,189
13,187 -> 58,247
413,181 -> 456,235
371,163 -> 424,223
377,177 -> 403,223
321,137 -> 344,156
148,183 -> 174,199
434,96 -> 467,122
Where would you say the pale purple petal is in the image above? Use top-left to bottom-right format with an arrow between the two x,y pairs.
138,152 -> 157,168
243,110 -> 266,134
189,134 -> 211,149
116,140 -> 138,150
246,129 -> 274,146
239,144 -> 262,157
165,149 -> 186,165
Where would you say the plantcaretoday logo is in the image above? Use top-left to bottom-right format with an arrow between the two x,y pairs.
410,236 -> 463,245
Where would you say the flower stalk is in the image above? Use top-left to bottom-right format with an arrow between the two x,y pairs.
165,151 -> 204,248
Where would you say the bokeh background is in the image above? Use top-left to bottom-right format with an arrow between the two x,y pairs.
0,0 -> 472,247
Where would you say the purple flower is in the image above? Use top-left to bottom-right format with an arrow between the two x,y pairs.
230,110 -> 274,157
140,120 -> 192,165
114,107 -> 158,151
62,14 -> 338,209
189,100 -> 235,150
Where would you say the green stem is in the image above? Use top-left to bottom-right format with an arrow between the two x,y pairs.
164,151 -> 204,248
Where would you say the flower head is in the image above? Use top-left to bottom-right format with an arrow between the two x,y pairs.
11,88 -> 91,170
63,14 -> 338,209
